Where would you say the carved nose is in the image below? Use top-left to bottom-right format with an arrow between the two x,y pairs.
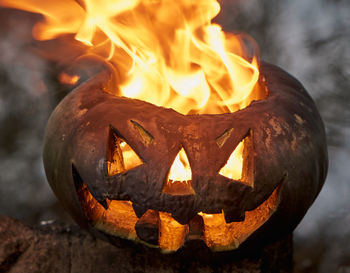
162,147 -> 195,196
168,147 -> 191,181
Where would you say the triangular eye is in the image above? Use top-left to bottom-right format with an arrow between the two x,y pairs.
168,148 -> 192,182
107,128 -> 143,176
219,140 -> 244,180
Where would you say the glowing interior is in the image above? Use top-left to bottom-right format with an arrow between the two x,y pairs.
73,131 -> 280,252
76,177 -> 280,252
107,129 -> 143,176
219,140 -> 244,181
199,186 -> 280,251
168,148 -> 192,182
76,184 -> 138,241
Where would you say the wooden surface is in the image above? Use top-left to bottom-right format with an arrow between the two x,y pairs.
0,216 -> 293,273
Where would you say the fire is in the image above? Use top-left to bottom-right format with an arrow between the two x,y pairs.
0,0 -> 261,182
59,72 -> 80,85
219,141 -> 244,180
168,148 -> 191,182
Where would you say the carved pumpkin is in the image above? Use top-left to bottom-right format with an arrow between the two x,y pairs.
43,61 -> 327,252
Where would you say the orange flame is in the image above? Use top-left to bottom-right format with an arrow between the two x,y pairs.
0,0 -> 262,182
168,148 -> 191,182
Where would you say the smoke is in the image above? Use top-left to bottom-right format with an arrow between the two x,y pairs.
0,9 -> 66,223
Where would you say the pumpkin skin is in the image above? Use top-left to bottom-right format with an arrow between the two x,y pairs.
43,62 -> 327,252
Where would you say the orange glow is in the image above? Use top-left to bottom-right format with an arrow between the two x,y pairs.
0,0 -> 262,182
76,178 -> 280,252
58,72 -> 80,85
107,134 -> 143,176
199,185 -> 280,251
76,183 -> 139,240
168,148 -> 192,182
219,141 -> 244,180
159,212 -> 189,252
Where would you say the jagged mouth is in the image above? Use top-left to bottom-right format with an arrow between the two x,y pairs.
73,168 -> 280,252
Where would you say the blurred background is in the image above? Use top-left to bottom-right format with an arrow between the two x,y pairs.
0,0 -> 349,272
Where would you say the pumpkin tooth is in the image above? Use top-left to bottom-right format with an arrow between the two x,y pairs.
171,208 -> 198,225
158,212 -> 189,252
200,212 -> 240,251
187,215 -> 204,241
135,209 -> 160,245
132,203 -> 148,218
96,197 -> 111,210
93,200 -> 138,241
223,208 -> 245,223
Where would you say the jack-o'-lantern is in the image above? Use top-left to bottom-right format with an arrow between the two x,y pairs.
0,0 -> 327,253
43,60 -> 327,252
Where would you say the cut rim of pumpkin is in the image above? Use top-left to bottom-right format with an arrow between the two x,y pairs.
74,168 -> 281,252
